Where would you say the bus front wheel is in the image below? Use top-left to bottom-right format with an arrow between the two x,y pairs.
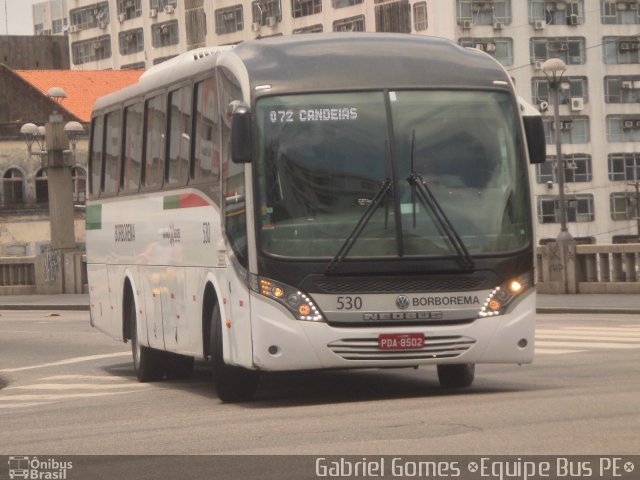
209,304 -> 259,402
129,298 -> 166,382
437,363 -> 475,389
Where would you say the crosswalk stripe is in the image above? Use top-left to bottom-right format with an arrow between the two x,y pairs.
535,325 -> 640,355
536,334 -> 640,342
5,383 -> 149,391
534,348 -> 587,355
536,341 -> 639,349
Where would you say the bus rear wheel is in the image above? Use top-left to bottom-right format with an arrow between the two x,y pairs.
130,300 -> 166,382
437,363 -> 475,389
209,304 -> 258,402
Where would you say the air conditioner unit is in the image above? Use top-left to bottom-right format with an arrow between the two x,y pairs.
92,42 -> 102,50
567,14 -> 579,25
251,22 -> 261,32
634,81 -> 640,89
266,16 -> 276,27
223,12 -> 235,21
164,5 -> 175,14
571,97 -> 584,111
559,43 -> 569,51
118,13 -> 126,23
68,25 -> 79,33
617,2 -> 628,10
486,42 -> 497,53
98,20 -> 107,29
621,81 -> 634,89
565,160 -> 578,170
622,120 -> 635,129
149,8 -> 157,18
462,19 -> 473,29
636,120 -> 640,128
630,3 -> 639,10
534,20 -> 546,30
493,21 -> 504,30
560,120 -> 573,130
534,60 -> 544,70
576,213 -> 591,222
539,101 -> 549,112
475,43 -> 485,51
126,0 -> 134,7
555,2 -> 567,10
619,42 -> 630,51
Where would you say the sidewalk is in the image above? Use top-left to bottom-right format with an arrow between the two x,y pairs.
1,293 -> 639,314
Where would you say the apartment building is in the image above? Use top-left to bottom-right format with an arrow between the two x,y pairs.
33,0 -> 69,35
36,0 -> 640,244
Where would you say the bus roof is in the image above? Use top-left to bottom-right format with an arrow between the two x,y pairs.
92,33 -> 511,114
232,33 -> 511,97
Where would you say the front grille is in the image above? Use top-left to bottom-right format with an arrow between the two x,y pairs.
309,276 -> 488,294
327,335 -> 476,361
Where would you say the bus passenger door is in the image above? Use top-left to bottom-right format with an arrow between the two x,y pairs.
140,265 -> 165,350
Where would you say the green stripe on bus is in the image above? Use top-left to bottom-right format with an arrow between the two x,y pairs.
163,195 -> 181,210
86,204 -> 102,230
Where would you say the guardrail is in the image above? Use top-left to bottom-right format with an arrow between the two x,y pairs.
537,243 -> 640,294
0,251 -> 87,295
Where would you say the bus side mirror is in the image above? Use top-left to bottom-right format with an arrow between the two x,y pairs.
230,102 -> 252,164
523,115 -> 546,164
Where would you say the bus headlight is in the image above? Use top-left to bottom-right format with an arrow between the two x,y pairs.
479,272 -> 533,318
250,275 -> 324,322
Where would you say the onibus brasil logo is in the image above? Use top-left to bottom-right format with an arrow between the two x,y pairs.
8,456 -> 73,480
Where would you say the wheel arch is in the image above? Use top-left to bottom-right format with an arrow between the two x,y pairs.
202,279 -> 220,360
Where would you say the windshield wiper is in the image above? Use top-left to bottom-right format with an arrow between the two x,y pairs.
326,179 -> 392,274
407,172 -> 475,270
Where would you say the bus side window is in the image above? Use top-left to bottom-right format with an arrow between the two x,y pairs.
103,110 -> 122,195
89,115 -> 104,199
166,86 -> 192,186
143,94 -> 166,189
219,68 -> 248,266
122,102 -> 144,193
193,76 -> 221,205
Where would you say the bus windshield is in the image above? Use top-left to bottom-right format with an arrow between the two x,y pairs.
255,90 -> 531,260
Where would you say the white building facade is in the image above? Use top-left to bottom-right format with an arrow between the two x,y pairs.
33,0 -> 69,35
40,0 -> 640,244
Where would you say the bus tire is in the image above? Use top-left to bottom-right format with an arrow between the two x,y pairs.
165,352 -> 194,380
210,304 -> 258,402
130,301 -> 166,382
437,363 -> 475,389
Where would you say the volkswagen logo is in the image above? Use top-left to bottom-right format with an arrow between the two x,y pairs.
395,295 -> 410,310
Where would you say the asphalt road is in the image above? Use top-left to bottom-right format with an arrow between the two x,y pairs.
0,309 -> 639,457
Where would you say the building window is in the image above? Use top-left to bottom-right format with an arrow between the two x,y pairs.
531,76 -> 588,105
293,24 -> 323,33
542,117 -> 590,144
70,2 -> 110,30
608,153 -> 640,181
536,154 -> 592,184
530,37 -> 586,64
456,0 -> 512,26
601,0 -> 640,24
52,19 -> 63,34
610,192 -> 639,220
34,24 -> 44,35
185,4 -> 207,46
459,37 -> 514,66
71,35 -> 112,65
150,0 -> 177,10
528,0 -> 584,26
537,194 -> 594,224
375,0 -> 411,33
333,0 -> 364,9
144,94 -> 166,188
604,76 -> 640,103
35,169 -> 48,203
292,0 -> 322,18
72,167 -> 87,204
606,116 -> 640,142
333,14 -> 366,31
252,0 -> 282,26
117,0 -> 142,20
119,28 -> 144,55
152,20 -> 179,47
122,61 -> 146,69
2,168 -> 25,205
413,2 -> 428,31
603,37 -> 640,64
216,5 -> 244,34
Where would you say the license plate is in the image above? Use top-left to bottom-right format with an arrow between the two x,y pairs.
378,333 -> 424,350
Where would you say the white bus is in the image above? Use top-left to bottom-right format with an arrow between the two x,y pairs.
87,33 -> 546,402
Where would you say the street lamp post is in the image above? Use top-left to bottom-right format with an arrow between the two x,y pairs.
543,58 -> 575,292
20,87 -> 85,292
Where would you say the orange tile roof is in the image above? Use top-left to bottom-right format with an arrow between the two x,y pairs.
14,69 -> 143,122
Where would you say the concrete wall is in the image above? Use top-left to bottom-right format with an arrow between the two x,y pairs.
0,35 -> 70,70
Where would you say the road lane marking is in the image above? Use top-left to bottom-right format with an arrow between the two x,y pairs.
0,391 -> 145,401
536,341 -> 639,349
41,374 -> 126,381
536,334 -> 640,342
0,352 -> 130,373
5,383 -> 148,391
534,348 -> 587,355
0,402 -> 54,410
535,325 -> 640,355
